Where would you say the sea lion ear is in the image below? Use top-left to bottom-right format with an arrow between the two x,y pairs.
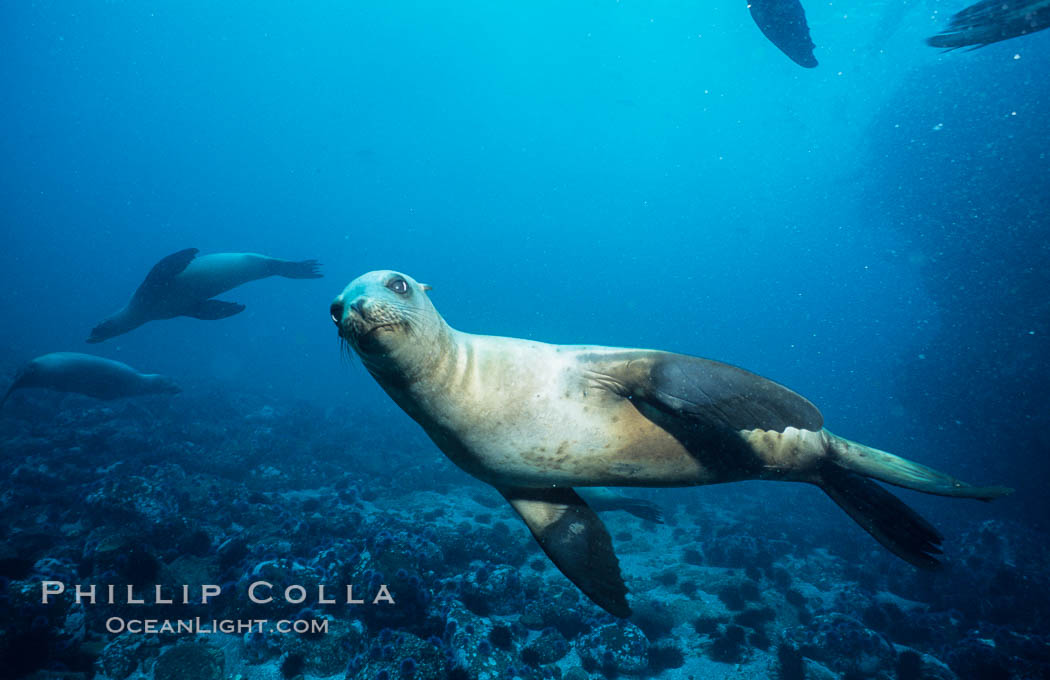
420,283 -> 432,292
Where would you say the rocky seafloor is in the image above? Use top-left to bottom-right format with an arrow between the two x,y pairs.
1,390 -> 1048,680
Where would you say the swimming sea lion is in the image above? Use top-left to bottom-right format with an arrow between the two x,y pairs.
1,352 -> 179,408
330,270 -> 1012,617
928,0 -> 1050,49
88,248 -> 323,343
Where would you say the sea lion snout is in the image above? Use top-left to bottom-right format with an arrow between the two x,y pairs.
331,293 -> 403,353
331,295 -> 370,331
329,299 -> 349,327
331,270 -> 432,340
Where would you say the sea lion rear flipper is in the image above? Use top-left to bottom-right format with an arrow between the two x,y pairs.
817,433 -> 1012,569
499,486 -> 631,618
747,0 -> 819,68
188,299 -> 246,320
819,466 -> 945,569
595,351 -> 823,432
273,259 -> 324,279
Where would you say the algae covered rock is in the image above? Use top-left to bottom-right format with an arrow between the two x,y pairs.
577,622 -> 650,675
281,618 -> 365,676
153,642 -> 223,680
521,626 -> 570,665
94,634 -> 160,680
786,613 -> 896,677
347,629 -> 446,680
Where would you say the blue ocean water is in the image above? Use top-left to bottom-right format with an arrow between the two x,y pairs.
1,2 -> 1048,679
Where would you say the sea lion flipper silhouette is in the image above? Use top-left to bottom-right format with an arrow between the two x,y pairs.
927,0 -> 1050,49
188,299 -> 246,320
576,487 -> 664,523
135,248 -> 200,299
501,486 -> 630,618
747,0 -> 819,68
820,466 -> 944,569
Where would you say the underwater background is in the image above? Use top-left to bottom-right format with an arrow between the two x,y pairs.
1,1 -> 1048,679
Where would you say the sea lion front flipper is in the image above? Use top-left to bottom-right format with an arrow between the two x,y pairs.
127,248 -> 200,308
590,351 -> 823,432
499,486 -> 631,618
138,248 -> 198,291
0,371 -> 24,409
187,299 -> 246,320
747,0 -> 819,68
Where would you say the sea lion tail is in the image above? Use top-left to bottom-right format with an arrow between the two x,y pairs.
817,432 -> 1012,569
825,431 -> 1013,501
275,259 -> 324,279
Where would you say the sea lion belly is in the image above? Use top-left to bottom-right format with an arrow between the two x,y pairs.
419,338 -> 707,488
173,253 -> 271,301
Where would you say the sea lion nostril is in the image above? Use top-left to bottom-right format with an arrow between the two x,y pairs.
330,301 -> 343,325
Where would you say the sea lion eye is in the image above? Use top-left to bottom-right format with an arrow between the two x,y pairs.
387,278 -> 409,295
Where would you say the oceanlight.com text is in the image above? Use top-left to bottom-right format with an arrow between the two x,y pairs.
104,617 -> 329,635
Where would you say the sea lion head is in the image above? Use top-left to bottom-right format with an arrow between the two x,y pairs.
145,374 -> 182,396
331,270 -> 445,377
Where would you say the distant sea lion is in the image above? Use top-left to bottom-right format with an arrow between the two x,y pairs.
1,352 -> 179,408
578,487 -> 664,524
88,249 -> 323,343
928,0 -> 1050,49
331,270 -> 1012,617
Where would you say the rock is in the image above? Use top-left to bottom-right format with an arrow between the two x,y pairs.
153,643 -> 223,680
577,622 -> 650,675
347,630 -> 447,680
282,618 -> 365,676
94,634 -> 160,680
521,627 -> 570,665
459,565 -> 525,616
786,613 -> 896,677
85,474 -> 179,525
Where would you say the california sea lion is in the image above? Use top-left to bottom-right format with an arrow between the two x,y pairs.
88,248 -> 323,343
331,270 -> 1012,617
1,352 -> 179,408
